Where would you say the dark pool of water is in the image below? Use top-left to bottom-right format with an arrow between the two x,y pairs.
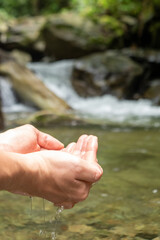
0,126 -> 160,240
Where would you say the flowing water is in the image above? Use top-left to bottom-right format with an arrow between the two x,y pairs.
28,60 -> 160,128
0,126 -> 160,240
1,60 -> 160,127
0,77 -> 34,113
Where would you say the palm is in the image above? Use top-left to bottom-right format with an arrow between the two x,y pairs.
63,134 -> 98,162
55,134 -> 98,208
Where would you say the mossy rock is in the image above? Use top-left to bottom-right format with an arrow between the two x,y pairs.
41,12 -> 125,60
71,50 -> 143,99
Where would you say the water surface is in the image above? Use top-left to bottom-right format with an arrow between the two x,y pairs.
0,126 -> 160,240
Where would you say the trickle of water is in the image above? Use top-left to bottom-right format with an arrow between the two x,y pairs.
29,196 -> 33,217
51,206 -> 64,240
39,199 -> 47,238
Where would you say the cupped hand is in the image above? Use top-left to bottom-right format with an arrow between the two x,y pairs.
56,134 -> 102,208
0,124 -> 64,153
9,149 -> 102,209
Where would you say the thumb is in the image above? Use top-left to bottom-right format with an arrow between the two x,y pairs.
75,159 -> 103,183
36,130 -> 64,150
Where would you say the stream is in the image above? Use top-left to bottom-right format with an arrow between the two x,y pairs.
0,59 -> 160,239
0,126 -> 160,240
28,60 -> 160,128
1,60 -> 160,128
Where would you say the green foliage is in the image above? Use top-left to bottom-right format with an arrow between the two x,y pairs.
71,0 -> 142,17
0,0 -> 70,17
0,0 -> 159,20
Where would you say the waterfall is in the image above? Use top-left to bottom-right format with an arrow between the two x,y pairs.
0,76 -> 34,113
28,60 -> 160,127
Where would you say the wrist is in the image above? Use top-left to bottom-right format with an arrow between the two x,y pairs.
0,151 -> 36,195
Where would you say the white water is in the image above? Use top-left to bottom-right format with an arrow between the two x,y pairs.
0,77 -> 34,113
28,60 -> 160,127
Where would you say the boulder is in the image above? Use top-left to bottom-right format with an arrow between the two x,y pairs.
25,110 -> 86,127
0,16 -> 46,61
71,50 -> 143,99
10,49 -> 32,65
0,56 -> 70,114
0,12 -> 126,61
41,12 -> 125,60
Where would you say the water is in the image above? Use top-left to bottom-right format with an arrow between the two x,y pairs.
0,126 -> 160,240
0,76 -> 34,113
1,61 -> 160,127
51,206 -> 64,240
28,60 -> 160,127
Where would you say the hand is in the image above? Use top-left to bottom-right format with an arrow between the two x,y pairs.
56,134 -> 101,208
0,124 -> 64,153
6,149 -> 102,209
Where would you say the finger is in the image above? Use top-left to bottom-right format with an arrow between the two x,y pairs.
36,130 -> 64,150
65,142 -> 76,153
83,136 -> 98,163
75,159 -> 103,183
81,135 -> 88,157
74,135 -> 88,154
73,135 -> 88,157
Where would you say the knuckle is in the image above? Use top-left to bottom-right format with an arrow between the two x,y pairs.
25,124 -> 34,130
79,190 -> 89,201
77,184 -> 89,202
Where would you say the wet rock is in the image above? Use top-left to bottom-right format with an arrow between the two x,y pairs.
120,49 -> 160,100
71,50 -> 143,99
144,80 -> 160,105
0,52 -> 70,114
24,111 -> 88,127
41,12 -> 124,60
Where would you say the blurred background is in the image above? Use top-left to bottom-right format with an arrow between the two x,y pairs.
0,1 -> 160,240
0,0 -> 160,128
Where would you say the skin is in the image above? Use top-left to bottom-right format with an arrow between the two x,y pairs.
0,124 -> 64,153
0,125 -> 103,209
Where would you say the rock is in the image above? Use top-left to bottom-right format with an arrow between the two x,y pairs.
0,56 -> 70,114
41,12 -> 124,60
0,12 -> 125,61
144,80 -> 160,105
121,48 -> 160,64
10,49 -> 32,65
71,50 -> 143,99
0,16 -> 46,61
23,111 -> 87,127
